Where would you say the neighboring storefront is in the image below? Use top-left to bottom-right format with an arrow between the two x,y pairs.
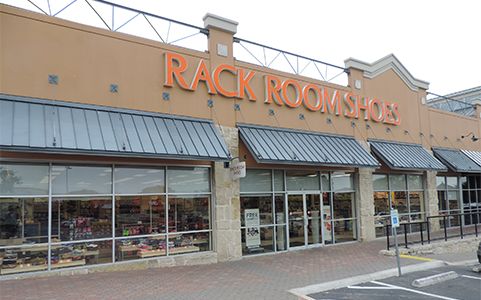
1,3 -> 481,275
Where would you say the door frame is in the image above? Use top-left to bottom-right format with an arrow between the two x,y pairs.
286,192 -> 324,250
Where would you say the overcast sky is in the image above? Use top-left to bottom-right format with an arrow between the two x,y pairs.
4,0 -> 480,96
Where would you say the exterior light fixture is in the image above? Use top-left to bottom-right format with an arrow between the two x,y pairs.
461,132 -> 479,142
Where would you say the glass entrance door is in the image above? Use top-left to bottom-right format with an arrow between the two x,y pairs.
287,194 -> 322,248
288,194 -> 305,248
306,194 -> 321,245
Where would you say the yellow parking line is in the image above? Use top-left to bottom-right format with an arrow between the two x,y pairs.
399,254 -> 433,262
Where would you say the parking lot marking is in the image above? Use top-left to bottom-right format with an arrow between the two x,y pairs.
461,275 -> 481,280
371,280 -> 460,300
347,286 -> 397,290
399,254 -> 433,262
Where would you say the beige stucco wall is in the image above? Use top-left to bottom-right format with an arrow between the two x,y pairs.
2,4 -> 479,148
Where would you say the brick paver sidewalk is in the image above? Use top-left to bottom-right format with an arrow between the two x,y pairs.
0,240 -> 421,300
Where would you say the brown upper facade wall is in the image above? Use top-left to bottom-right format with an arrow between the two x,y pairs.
1,4 -> 479,151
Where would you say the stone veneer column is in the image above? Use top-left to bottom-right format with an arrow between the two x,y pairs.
356,168 -> 376,241
212,125 -> 242,261
425,170 -> 440,231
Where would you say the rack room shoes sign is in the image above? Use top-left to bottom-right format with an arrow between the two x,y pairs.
164,52 -> 401,126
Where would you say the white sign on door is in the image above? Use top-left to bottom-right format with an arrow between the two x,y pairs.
245,208 -> 261,248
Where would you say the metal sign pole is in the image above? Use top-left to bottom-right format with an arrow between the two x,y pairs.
393,225 -> 402,276
391,209 -> 402,276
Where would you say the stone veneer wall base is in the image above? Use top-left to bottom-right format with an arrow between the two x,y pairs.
0,252 -> 218,281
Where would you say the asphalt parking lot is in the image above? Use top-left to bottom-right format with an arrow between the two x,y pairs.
310,264 -> 481,300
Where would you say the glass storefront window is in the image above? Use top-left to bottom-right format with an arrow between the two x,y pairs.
116,236 -> 167,261
51,240 -> 112,268
390,175 -> 406,190
240,195 -> 273,226
333,193 -> 354,219
273,170 -> 284,191
446,177 -> 458,189
0,245 -> 49,275
436,176 -> 446,190
392,191 -> 408,214
408,175 -> 423,190
115,167 -> 165,194
0,198 -> 49,244
240,169 -> 271,193
168,232 -> 210,255
373,174 -> 388,191
52,165 -> 112,195
333,220 -> 356,243
0,164 -> 49,196
167,196 -> 210,232
286,171 -> 319,191
167,167 -> 210,194
241,226 -> 274,255
332,173 -> 353,192
409,192 -> 423,213
0,162 -> 213,275
321,173 -> 330,191
51,197 -> 112,241
374,173 -> 427,237
115,195 -> 166,236
274,194 -> 285,225
374,192 -> 389,216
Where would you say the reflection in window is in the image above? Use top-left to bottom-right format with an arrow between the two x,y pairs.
332,173 -> 353,192
167,168 -> 210,194
373,174 -> 388,191
0,198 -> 49,244
390,175 -> 406,190
0,164 -> 49,195
115,168 -> 165,194
240,170 -> 272,192
52,166 -> 112,195
286,171 -> 319,191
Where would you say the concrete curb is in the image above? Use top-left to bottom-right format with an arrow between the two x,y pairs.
411,271 -> 458,287
443,259 -> 478,266
289,260 -> 446,299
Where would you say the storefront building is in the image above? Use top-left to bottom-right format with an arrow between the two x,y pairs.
1,3 -> 481,276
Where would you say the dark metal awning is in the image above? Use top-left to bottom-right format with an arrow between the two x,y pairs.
433,148 -> 481,173
369,140 -> 446,171
238,124 -> 379,168
462,150 -> 481,168
0,94 -> 230,161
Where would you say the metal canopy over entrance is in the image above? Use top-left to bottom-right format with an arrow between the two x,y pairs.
433,148 -> 481,173
238,124 -> 379,168
0,94 -> 230,161
369,140 -> 446,171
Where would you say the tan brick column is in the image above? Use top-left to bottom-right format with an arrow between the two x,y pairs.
356,168 -> 376,241
424,170 -> 440,231
212,125 -> 242,261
